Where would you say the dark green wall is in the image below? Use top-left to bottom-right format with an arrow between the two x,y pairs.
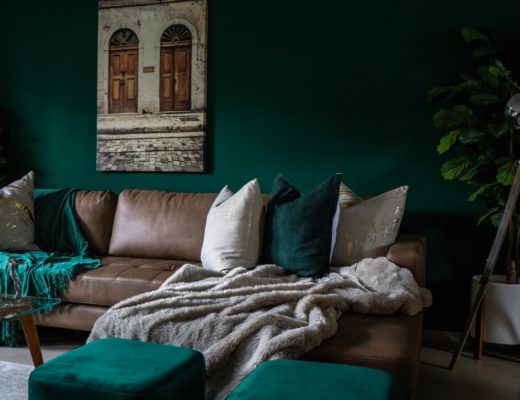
1,0 -> 518,329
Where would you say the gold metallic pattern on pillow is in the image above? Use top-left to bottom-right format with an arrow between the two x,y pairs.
0,199 -> 34,219
0,171 -> 38,251
331,186 -> 408,266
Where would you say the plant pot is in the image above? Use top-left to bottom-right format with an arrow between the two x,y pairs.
471,274 -> 520,345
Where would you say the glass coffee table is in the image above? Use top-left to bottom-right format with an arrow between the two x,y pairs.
0,295 -> 61,367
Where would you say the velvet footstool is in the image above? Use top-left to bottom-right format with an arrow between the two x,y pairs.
227,360 -> 405,400
28,338 -> 205,400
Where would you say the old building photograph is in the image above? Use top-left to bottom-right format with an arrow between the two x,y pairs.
97,0 -> 207,172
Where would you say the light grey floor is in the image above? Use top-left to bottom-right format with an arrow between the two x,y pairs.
417,331 -> 520,400
0,328 -> 87,366
1,329 -> 519,399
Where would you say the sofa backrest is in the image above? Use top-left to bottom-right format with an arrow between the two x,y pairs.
75,190 -> 118,255
108,189 -> 217,261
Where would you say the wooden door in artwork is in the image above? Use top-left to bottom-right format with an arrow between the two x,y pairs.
160,47 -> 191,111
108,29 -> 139,113
109,50 -> 138,113
160,25 -> 193,112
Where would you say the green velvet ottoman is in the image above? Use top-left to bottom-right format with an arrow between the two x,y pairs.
227,360 -> 405,400
29,338 -> 205,400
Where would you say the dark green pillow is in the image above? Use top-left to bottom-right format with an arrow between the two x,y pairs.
263,174 -> 341,277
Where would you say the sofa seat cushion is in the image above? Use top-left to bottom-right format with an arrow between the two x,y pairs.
62,257 -> 200,306
301,312 -> 422,398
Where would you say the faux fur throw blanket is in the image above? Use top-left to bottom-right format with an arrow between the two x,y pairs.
89,258 -> 432,399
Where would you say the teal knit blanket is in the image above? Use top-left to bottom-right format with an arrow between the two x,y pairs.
0,189 -> 102,346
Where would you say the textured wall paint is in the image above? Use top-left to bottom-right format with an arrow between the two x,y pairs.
0,0 -> 518,328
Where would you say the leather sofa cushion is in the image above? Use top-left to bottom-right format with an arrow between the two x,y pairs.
386,235 -> 426,286
75,190 -> 118,255
108,190 -> 217,261
36,303 -> 107,332
302,312 -> 422,399
62,256 -> 199,306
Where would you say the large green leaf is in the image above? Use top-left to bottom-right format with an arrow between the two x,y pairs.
427,86 -> 452,101
479,66 -> 500,87
477,207 -> 499,225
462,27 -> 490,43
469,93 -> 498,106
485,59 -> 511,80
506,77 -> 520,91
495,156 -> 512,166
486,122 -> 509,137
496,161 -> 518,186
437,130 -> 460,154
434,109 -> 462,129
458,129 -> 485,144
453,80 -> 482,95
488,65 -> 509,78
441,157 -> 475,181
490,211 -> 503,227
453,105 -> 473,118
469,184 -> 493,202
494,59 -> 509,71
472,46 -> 496,57
427,80 -> 481,101
475,148 -> 498,165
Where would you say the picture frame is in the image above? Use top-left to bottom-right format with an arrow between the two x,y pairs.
96,0 -> 208,172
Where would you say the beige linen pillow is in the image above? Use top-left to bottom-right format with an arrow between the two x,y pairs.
0,171 -> 39,251
201,179 -> 265,271
331,185 -> 408,266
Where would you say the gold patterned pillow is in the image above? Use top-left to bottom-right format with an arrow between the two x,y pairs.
339,182 -> 363,208
331,185 -> 408,266
0,171 -> 38,252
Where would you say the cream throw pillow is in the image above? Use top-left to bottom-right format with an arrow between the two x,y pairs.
0,171 -> 39,252
201,179 -> 265,271
331,185 -> 408,266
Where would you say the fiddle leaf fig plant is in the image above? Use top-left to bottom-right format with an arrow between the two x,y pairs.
428,27 -> 520,227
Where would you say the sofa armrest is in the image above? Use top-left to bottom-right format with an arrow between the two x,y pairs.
386,235 -> 426,287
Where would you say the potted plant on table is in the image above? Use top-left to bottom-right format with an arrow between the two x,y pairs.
428,27 -> 520,345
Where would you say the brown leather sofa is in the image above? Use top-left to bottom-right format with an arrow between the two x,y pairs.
36,189 -> 426,399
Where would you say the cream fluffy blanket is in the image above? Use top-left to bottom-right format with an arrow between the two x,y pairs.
88,258 -> 432,399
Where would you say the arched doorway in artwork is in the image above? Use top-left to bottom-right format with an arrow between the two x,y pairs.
160,24 -> 192,112
109,28 -> 139,113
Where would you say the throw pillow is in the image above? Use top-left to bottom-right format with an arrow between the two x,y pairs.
339,182 -> 363,207
331,185 -> 408,266
201,179 -> 265,271
263,174 -> 341,277
0,171 -> 39,252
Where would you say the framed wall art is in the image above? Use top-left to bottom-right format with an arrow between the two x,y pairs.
97,0 -> 207,172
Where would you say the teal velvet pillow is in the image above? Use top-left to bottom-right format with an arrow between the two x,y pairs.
263,174 -> 341,277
